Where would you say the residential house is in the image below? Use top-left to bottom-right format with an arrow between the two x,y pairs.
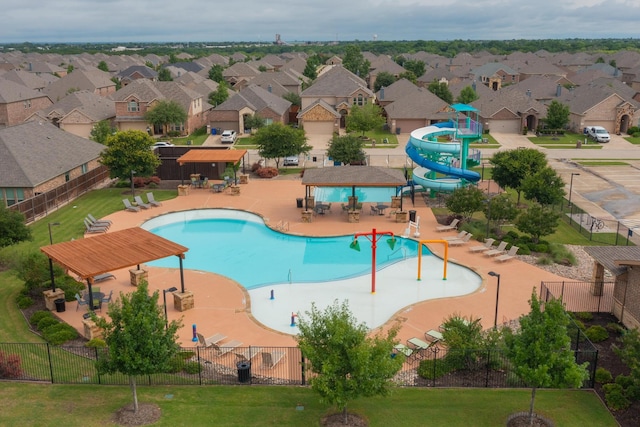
298,66 -> 373,134
0,78 -> 53,127
382,87 -> 450,133
0,120 -> 106,207
367,56 -> 407,92
470,62 -> 520,91
222,62 -> 261,89
43,69 -> 116,102
110,79 -> 208,136
1,69 -> 51,92
236,70 -> 305,97
22,61 -> 67,77
117,65 -> 158,86
208,84 -> 291,134
471,85 -> 547,133
26,90 -> 116,138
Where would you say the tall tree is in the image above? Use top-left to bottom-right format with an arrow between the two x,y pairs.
505,292 -> 589,425
208,82 -> 229,107
97,61 -> 109,72
445,185 -> 486,223
0,205 -> 31,248
296,300 -> 403,424
456,86 -> 479,104
545,100 -> 570,129
521,166 -> 566,206
303,54 -> 321,80
144,100 -> 187,136
342,45 -> 370,78
282,92 -> 301,108
397,71 -> 417,85
100,130 -> 161,180
157,67 -> 172,81
327,134 -> 366,165
243,114 -> 266,131
427,80 -> 454,104
403,59 -> 425,78
484,193 -> 519,233
208,64 -> 224,83
515,203 -> 561,243
94,282 -> 182,413
373,71 -> 396,92
346,103 -> 386,137
89,120 -> 115,144
254,123 -> 311,168
490,148 -> 548,204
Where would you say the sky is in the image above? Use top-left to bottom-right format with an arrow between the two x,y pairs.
4,0 -> 640,44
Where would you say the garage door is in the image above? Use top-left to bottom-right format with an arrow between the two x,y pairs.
489,120 -> 520,133
303,121 -> 334,135
397,120 -> 426,133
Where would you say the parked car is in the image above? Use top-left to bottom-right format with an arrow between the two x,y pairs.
587,126 -> 611,143
151,141 -> 175,150
283,156 -> 299,166
221,130 -> 237,143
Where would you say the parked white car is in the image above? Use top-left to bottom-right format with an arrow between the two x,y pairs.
283,156 -> 299,166
587,126 -> 611,143
151,141 -> 174,150
221,130 -> 237,143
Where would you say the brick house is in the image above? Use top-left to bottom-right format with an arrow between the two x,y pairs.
0,78 -> 53,127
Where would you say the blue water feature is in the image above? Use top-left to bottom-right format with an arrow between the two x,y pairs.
314,186 -> 399,203
143,210 -> 424,289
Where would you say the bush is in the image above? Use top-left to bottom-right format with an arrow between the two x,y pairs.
417,357 -> 455,380
56,276 -> 85,302
607,322 -> 625,336
184,361 -> 202,374
255,167 -> 279,178
595,367 -> 613,383
627,126 -> 640,135
16,295 -> 33,309
574,312 -> 594,321
0,350 -> 23,379
603,383 -> 631,410
251,162 -> 262,172
30,310 -> 54,326
42,323 -> 78,345
37,316 -> 60,331
585,325 -> 609,342
166,355 -> 185,373
167,130 -> 181,137
85,338 -> 107,348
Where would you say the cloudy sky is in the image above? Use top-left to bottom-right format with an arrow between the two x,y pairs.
4,0 -> 640,44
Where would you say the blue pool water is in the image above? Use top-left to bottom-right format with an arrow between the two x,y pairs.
314,186 -> 399,203
143,210 -> 425,289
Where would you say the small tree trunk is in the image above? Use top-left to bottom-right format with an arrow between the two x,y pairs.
342,406 -> 348,425
129,375 -> 139,413
528,387 -> 537,426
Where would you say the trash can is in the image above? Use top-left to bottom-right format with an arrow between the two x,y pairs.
396,127 -> 401,135
409,210 -> 417,222
54,298 -> 66,313
237,361 -> 251,383
296,198 -> 303,208
211,128 -> 217,135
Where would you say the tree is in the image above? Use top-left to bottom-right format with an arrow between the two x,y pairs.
303,55 -> 321,80
254,123 -> 311,168
544,100 -> 570,130
373,71 -> 396,92
243,114 -> 266,132
484,193 -> 519,233
342,45 -> 370,78
490,148 -> 548,204
296,300 -> 403,424
282,92 -> 301,108
521,166 -> 566,206
207,64 -> 224,83
445,185 -> 485,223
89,120 -> 115,144
100,130 -> 161,180
0,205 -> 31,248
397,71 -> 417,85
403,59 -> 425,78
208,82 -> 229,107
516,203 -> 560,243
158,67 -> 172,81
97,61 -> 109,72
346,103 -> 386,137
456,86 -> 479,104
144,100 -> 187,136
326,134 -> 366,165
94,282 -> 182,413
427,80 -> 454,104
505,292 -> 589,425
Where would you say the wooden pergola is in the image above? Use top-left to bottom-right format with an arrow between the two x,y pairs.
41,227 -> 189,307
176,149 -> 247,183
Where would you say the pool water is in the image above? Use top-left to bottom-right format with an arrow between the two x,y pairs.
314,186 -> 399,203
144,210 -> 424,289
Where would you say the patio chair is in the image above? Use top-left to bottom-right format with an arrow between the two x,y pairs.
196,332 -> 227,348
134,195 -> 151,209
341,203 -> 349,214
442,230 -> 468,241
484,241 -> 509,257
122,198 -> 140,212
84,218 -> 108,234
213,340 -> 243,356
435,218 -> 459,232
87,213 -> 112,227
469,238 -> 496,253
146,192 -> 162,207
101,290 -> 113,303
370,205 -> 379,215
496,246 -> 519,262
261,350 -> 286,368
75,293 -> 89,311
448,233 -> 473,246
93,273 -> 115,283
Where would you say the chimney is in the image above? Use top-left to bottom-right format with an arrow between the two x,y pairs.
380,87 -> 384,100
556,84 -> 561,97
267,84 -> 272,93
472,80 -> 476,91
526,89 -> 531,98
28,62 -> 32,71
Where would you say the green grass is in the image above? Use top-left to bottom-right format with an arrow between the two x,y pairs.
577,161 -> 630,166
169,133 -> 209,146
0,383 -> 617,427
624,136 -> 640,145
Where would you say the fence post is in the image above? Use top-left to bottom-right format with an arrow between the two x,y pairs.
95,347 -> 102,384
301,353 -> 306,386
46,343 -> 54,383
432,347 -> 438,387
485,349 -> 491,388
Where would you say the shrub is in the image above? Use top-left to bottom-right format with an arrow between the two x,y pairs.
37,317 -> 60,331
16,295 -> 33,309
572,319 -> 586,331
607,322 -> 625,335
595,367 -> 613,383
255,167 -> 279,178
166,355 -> 185,373
627,126 -> 640,135
585,325 -> 609,343
574,312 -> 594,321
417,357 -> 455,380
85,338 -> 107,348
56,276 -> 85,302
30,310 -> 54,326
0,350 -> 23,379
532,243 -> 549,253
603,383 -> 631,410
184,361 -> 202,374
251,162 -> 262,172
42,323 -> 78,345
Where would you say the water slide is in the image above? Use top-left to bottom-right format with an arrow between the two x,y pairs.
405,122 -> 480,192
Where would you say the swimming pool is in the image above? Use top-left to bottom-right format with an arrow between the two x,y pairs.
143,209 -> 423,289
313,186 -> 399,203
142,209 -> 482,334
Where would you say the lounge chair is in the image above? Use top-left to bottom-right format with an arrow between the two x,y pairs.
394,343 -> 414,359
146,192 -> 162,207
469,238 -> 496,253
84,218 -> 108,234
496,246 -> 519,262
442,230 -> 468,241
122,199 -> 140,212
196,332 -> 227,348
425,329 -> 444,343
484,241 -> 509,257
448,233 -> 473,246
435,218 -> 459,232
214,340 -> 243,356
261,350 -> 285,368
87,213 -> 112,227
134,195 -> 151,209
234,347 -> 262,362
93,273 -> 115,283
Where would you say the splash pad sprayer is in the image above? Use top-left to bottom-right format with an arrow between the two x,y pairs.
417,240 -> 449,281
349,228 -> 396,294
290,312 -> 298,327
192,324 -> 198,342
270,289 -> 274,300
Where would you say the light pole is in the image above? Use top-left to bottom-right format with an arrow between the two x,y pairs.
47,222 -> 60,292
130,170 -> 136,199
488,271 -> 501,329
163,287 -> 178,329
568,173 -> 580,208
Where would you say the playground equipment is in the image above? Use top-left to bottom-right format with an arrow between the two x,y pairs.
405,104 -> 482,195
403,215 -> 421,238
350,228 -> 396,294
417,240 -> 449,281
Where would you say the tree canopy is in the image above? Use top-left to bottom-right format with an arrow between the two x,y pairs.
427,80 -> 454,104
402,59 -> 426,79
456,86 -> 479,104
208,81 -> 229,107
346,103 -> 386,136
296,300 -> 403,424
490,148 -> 548,203
254,123 -> 311,168
515,203 -> 560,243
521,166 -> 566,206
144,100 -> 187,136
342,45 -> 370,78
544,100 -> 570,130
157,67 -> 172,81
445,185 -> 485,223
100,130 -> 161,180
373,71 -> 396,92
207,64 -> 224,83
326,134 -> 366,165
0,205 -> 31,248
89,120 -> 115,144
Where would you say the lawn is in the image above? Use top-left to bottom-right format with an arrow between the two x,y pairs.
0,383 -> 617,427
529,133 -> 603,149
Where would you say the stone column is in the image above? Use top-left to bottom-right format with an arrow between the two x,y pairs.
129,268 -> 148,286
173,291 -> 194,312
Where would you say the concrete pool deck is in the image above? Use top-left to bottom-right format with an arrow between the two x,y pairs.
56,176 -> 573,348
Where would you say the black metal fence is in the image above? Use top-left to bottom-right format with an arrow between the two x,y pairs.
553,202 -> 638,246
540,280 -> 616,314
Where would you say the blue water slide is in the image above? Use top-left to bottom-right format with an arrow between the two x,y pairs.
406,125 -> 480,192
